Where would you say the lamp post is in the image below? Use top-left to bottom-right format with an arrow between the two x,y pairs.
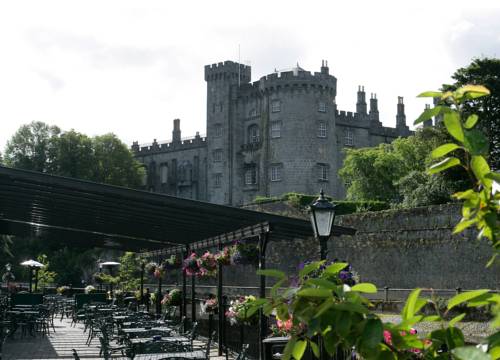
309,189 -> 336,261
20,260 -> 44,293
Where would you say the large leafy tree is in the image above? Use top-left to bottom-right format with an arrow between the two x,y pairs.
92,133 -> 145,188
340,127 -> 466,206
48,130 -> 94,179
444,57 -> 500,170
4,121 -> 61,172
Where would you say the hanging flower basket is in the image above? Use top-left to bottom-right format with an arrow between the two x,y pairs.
162,255 -> 182,270
231,240 -> 259,266
197,251 -> 217,277
161,289 -> 182,306
153,268 -> 164,279
183,253 -> 200,276
145,262 -> 159,275
214,246 -> 233,266
201,296 -> 218,314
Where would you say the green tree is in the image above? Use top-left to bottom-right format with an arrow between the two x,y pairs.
444,57 -> 500,170
340,127 -> 464,206
48,130 -> 94,179
36,254 -> 57,289
117,252 -> 141,291
92,133 -> 145,187
4,121 -> 61,172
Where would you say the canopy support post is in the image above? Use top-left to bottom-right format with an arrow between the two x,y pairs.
182,246 -> 188,320
258,232 -> 269,360
217,240 -> 224,356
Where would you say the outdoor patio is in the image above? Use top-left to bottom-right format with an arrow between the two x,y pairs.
2,317 -> 226,360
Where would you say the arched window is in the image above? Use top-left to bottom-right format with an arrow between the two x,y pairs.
248,124 -> 260,144
160,164 -> 168,184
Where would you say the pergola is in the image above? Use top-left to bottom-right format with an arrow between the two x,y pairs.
0,165 -> 355,358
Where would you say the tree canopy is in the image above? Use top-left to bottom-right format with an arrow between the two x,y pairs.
444,57 -> 500,170
339,127 -> 467,206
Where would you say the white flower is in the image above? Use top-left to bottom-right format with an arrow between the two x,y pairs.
343,284 -> 351,292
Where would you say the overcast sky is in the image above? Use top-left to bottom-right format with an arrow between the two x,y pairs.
0,0 -> 499,151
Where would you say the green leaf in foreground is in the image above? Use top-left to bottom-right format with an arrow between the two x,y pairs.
402,288 -> 421,320
448,313 -> 466,327
414,106 -> 442,125
443,112 -> 464,142
256,269 -> 286,279
447,289 -> 490,310
297,288 -> 332,298
428,157 -> 461,175
323,262 -> 348,275
464,114 -> 479,129
431,143 -> 461,159
292,340 -> 308,360
417,91 -> 443,98
351,283 -> 378,293
451,346 -> 491,360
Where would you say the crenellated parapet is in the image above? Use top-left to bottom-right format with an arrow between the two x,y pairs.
132,135 -> 207,155
204,60 -> 251,83
253,69 -> 337,96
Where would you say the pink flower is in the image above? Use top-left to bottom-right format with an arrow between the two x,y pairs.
409,328 -> 417,335
383,330 -> 392,345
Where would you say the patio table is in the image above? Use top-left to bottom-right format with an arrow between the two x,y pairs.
121,326 -> 173,338
132,349 -> 205,360
129,335 -> 189,345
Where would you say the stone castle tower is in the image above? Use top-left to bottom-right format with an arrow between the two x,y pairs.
132,60 -> 412,205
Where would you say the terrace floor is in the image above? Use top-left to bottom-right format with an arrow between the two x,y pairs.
2,318 -> 227,360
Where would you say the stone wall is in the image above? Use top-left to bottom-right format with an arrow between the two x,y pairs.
241,202 -> 499,290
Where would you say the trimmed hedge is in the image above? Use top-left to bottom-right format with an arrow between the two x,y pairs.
252,192 -> 388,215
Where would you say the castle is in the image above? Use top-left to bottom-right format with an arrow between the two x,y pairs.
132,60 -> 412,206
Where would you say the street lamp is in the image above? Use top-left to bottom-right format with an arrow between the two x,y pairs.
309,189 -> 336,260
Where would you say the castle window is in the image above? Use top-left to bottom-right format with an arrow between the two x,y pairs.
245,167 -> 257,185
249,108 -> 257,117
212,103 -> 216,114
270,164 -> 282,182
271,100 -> 281,113
317,121 -> 327,138
248,124 -> 260,144
213,149 -> 223,162
318,163 -> 329,181
318,101 -> 326,113
271,121 -> 281,138
345,128 -> 354,146
160,164 -> 168,184
219,102 -> 223,112
214,124 -> 222,138
214,173 -> 222,187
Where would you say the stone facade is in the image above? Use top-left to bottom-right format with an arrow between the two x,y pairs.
132,60 -> 412,205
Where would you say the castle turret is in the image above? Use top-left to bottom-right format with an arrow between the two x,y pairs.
396,96 -> 410,132
173,118 -> 181,143
356,86 -> 367,115
369,93 -> 380,123
320,60 -> 329,75
423,104 -> 433,128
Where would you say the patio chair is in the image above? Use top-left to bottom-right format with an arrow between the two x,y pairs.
98,331 -> 129,360
235,344 -> 250,360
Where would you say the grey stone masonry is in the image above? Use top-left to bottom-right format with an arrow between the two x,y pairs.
132,60 -> 413,205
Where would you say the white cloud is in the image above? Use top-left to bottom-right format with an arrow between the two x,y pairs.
0,0 -> 498,151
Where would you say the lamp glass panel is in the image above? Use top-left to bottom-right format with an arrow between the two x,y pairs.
314,210 -> 334,237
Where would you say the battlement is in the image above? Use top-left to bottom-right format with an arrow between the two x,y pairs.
132,134 -> 207,155
257,69 -> 337,94
204,60 -> 251,82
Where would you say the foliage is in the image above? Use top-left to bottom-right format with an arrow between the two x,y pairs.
214,246 -> 232,265
84,285 -> 96,294
198,251 -> 217,277
36,254 -> 57,289
416,86 -> 499,264
91,133 -> 145,187
249,85 -> 500,359
201,296 -> 218,314
93,272 -> 119,285
56,285 -> 71,296
161,255 -> 182,270
183,253 -> 200,276
444,57 -> 500,170
226,295 -> 259,325
47,130 -> 94,179
253,193 -> 389,214
161,289 -> 182,306
339,127 -> 467,206
231,239 -> 259,265
117,252 -> 141,291
4,121 -> 61,172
